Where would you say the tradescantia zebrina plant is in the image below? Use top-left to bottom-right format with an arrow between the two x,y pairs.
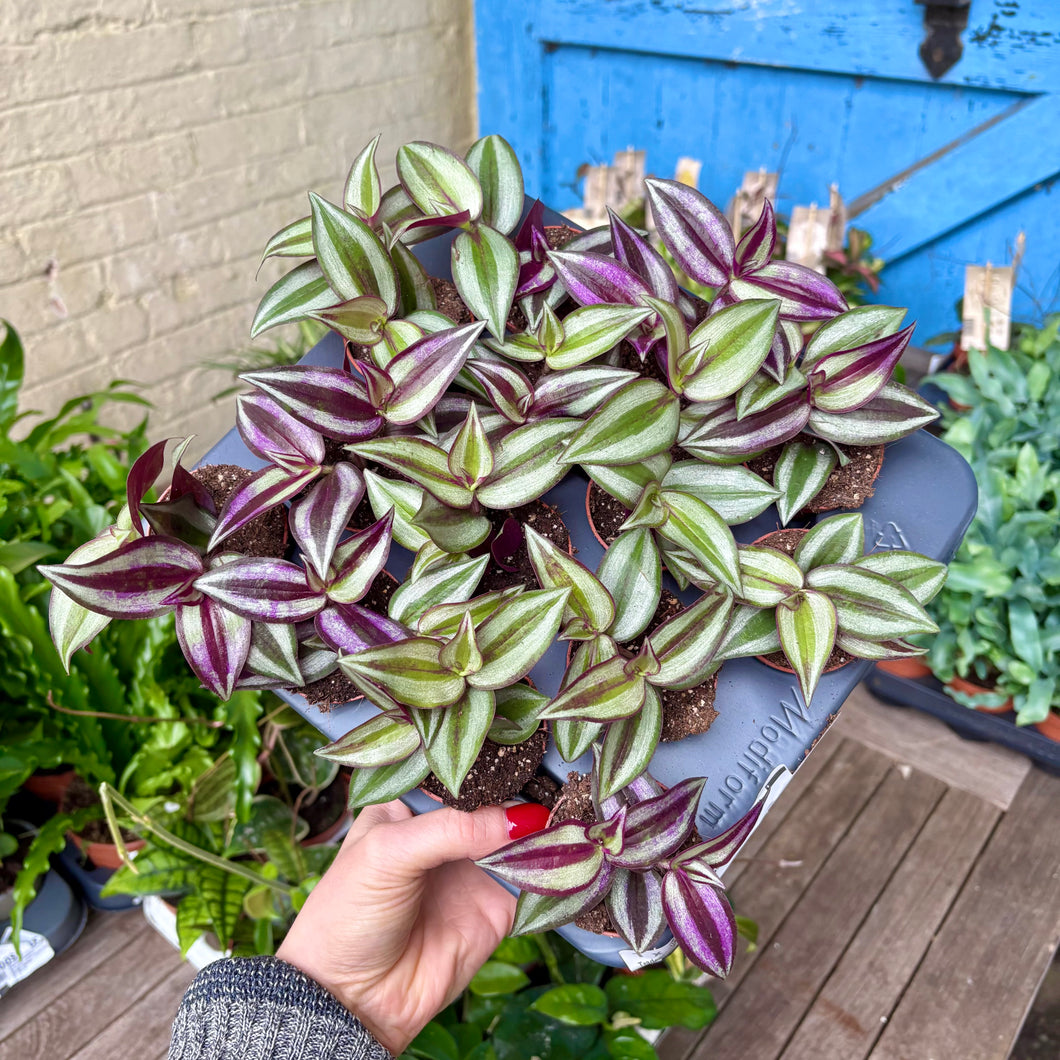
40,133 -> 954,972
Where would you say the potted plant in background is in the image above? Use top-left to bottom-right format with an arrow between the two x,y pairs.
39,135 -> 973,974
869,316 -> 1060,757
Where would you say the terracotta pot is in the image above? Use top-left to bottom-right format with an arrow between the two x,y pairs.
945,675 -> 1013,714
757,652 -> 852,679
584,481 -> 632,551
875,658 -> 932,679
24,768 -> 76,804
70,832 -> 146,871
1033,712 -> 1060,741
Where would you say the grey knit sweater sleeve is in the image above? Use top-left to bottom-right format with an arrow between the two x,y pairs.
168,957 -> 392,1060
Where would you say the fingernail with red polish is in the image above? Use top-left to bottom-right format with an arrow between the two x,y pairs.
505,802 -> 550,839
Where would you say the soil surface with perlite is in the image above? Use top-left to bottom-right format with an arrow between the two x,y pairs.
478,500 -> 572,595
195,464 -> 288,559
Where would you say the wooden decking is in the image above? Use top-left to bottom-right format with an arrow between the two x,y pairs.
2,685 -> 1059,1060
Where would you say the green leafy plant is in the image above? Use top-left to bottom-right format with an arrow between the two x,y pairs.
924,318 -> 1060,725
39,136 -> 951,967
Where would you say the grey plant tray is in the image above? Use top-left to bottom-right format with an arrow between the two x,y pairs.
201,323 -> 977,967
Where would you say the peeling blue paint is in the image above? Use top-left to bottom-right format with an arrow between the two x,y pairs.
476,1 -> 1060,339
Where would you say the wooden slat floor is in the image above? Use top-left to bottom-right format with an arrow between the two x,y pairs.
2,684 -> 1058,1060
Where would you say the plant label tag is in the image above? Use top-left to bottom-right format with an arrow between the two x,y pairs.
0,926 -> 55,995
715,764 -> 793,880
618,937 -> 679,971
825,184 -> 847,253
674,156 -> 702,189
786,205 -> 830,273
728,170 -> 778,240
962,264 -> 1013,351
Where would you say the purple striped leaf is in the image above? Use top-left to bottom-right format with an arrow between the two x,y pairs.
539,655 -> 646,723
674,780 -> 772,871
662,868 -> 737,978
462,359 -> 533,424
608,207 -> 679,304
40,537 -> 204,619
852,551 -> 947,605
762,319 -> 803,382
805,565 -> 938,640
139,494 -> 216,551
338,636 -> 467,710
391,239 -> 437,316
607,868 -> 667,953
451,226 -> 519,340
351,436 -> 474,509
241,365 -> 383,443
476,822 -> 603,896
609,776 -> 707,869
514,199 -> 546,253
547,304 -> 653,371
777,589 -> 838,704
547,250 -> 654,309
729,260 -> 847,322
343,134 -> 382,219
289,462 -> 366,580
807,381 -> 938,445
808,324 -> 915,413
645,178 -> 735,287
175,596 -> 252,700
735,199 -> 777,274
236,392 -> 325,472
476,418 -> 580,509
396,141 -> 483,222
314,601 -> 408,654
423,686 -> 495,798
510,864 -> 614,935
384,321 -> 486,424
648,590 -> 733,690
245,621 -> 303,686
209,464 -> 318,551
195,557 -> 325,622
317,713 -> 422,769
530,365 -> 638,420
250,259 -> 337,337
311,295 -> 390,345
346,748 -> 431,808
836,632 -> 927,660
801,305 -> 908,371
471,587 -> 570,690
588,805 -> 628,858
681,392 -> 810,464
466,134 -> 524,235
597,685 -> 662,800
525,525 -> 614,636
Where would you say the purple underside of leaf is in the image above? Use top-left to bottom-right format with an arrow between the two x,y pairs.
517,249 -> 555,297
405,208 -> 471,232
685,393 -> 809,459
237,391 -> 325,469
315,602 -> 408,654
327,510 -> 395,603
170,463 -> 216,514
175,596 -> 251,700
209,465 -> 318,551
646,178 -> 734,287
290,462 -> 365,580
764,320 -> 797,381
464,360 -> 533,421
663,869 -> 737,978
241,365 -> 384,442
679,786 -> 768,870
490,517 -> 523,572
40,537 -> 204,619
195,558 -> 326,622
809,324 -> 915,412
514,199 -> 546,252
510,863 -> 615,935
741,261 -> 848,321
547,250 -> 653,308
126,437 -> 169,535
476,821 -> 602,896
530,366 -> 638,419
735,198 -> 777,274
609,776 -> 707,869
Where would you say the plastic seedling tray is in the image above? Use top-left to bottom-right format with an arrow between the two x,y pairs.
865,668 -> 1060,775
199,205 -> 979,967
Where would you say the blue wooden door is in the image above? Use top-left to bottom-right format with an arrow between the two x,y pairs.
476,2 -> 1060,342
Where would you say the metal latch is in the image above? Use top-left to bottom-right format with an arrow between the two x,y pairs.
916,0 -> 972,79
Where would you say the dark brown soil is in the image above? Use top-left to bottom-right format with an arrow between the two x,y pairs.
520,771 -> 560,810
630,589 -> 720,740
746,435 -> 884,513
295,773 -> 347,837
63,776 -> 137,844
300,669 -> 359,711
420,728 -> 547,812
195,464 -> 289,558
587,481 -> 632,546
430,276 -> 473,324
617,340 -> 670,386
660,672 -> 720,741
545,226 -> 580,251
478,500 -> 572,594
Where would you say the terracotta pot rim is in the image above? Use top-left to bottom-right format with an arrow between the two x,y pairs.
1033,712 -> 1060,741
69,832 -> 147,871
756,652 -> 853,677
875,658 -> 933,679
946,675 -> 1014,714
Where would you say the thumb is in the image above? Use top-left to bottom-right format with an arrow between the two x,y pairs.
357,805 -> 511,880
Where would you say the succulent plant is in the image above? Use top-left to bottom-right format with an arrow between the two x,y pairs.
40,133 -> 954,977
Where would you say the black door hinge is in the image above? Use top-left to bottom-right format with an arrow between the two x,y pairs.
916,0 -> 972,79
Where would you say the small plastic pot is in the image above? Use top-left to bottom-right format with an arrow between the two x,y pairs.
945,675 -> 1014,714
70,833 -> 146,871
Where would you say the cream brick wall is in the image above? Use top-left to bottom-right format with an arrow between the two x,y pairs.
0,0 -> 477,457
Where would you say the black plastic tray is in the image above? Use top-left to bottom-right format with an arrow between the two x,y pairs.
865,667 -> 1060,775
199,205 -> 979,966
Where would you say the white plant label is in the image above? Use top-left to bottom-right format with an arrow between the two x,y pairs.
728,170 -> 778,240
786,205 -> 830,273
962,264 -> 1014,352
0,926 -> 54,995
619,937 -> 679,971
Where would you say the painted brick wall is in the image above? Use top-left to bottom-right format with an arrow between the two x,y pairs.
0,0 -> 476,456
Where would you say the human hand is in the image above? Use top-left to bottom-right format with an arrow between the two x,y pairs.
276,799 -> 548,1054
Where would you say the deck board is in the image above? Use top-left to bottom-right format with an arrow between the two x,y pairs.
686,764 -> 947,1059
870,766 -> 1060,1060
783,785 -> 1001,1059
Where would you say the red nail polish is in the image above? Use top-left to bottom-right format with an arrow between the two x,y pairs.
505,802 -> 550,839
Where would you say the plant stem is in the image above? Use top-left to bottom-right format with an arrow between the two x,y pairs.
534,932 -> 565,985
99,783 -> 294,895
48,691 -> 224,728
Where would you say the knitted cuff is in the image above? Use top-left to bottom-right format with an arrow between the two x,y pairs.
168,956 -> 391,1060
